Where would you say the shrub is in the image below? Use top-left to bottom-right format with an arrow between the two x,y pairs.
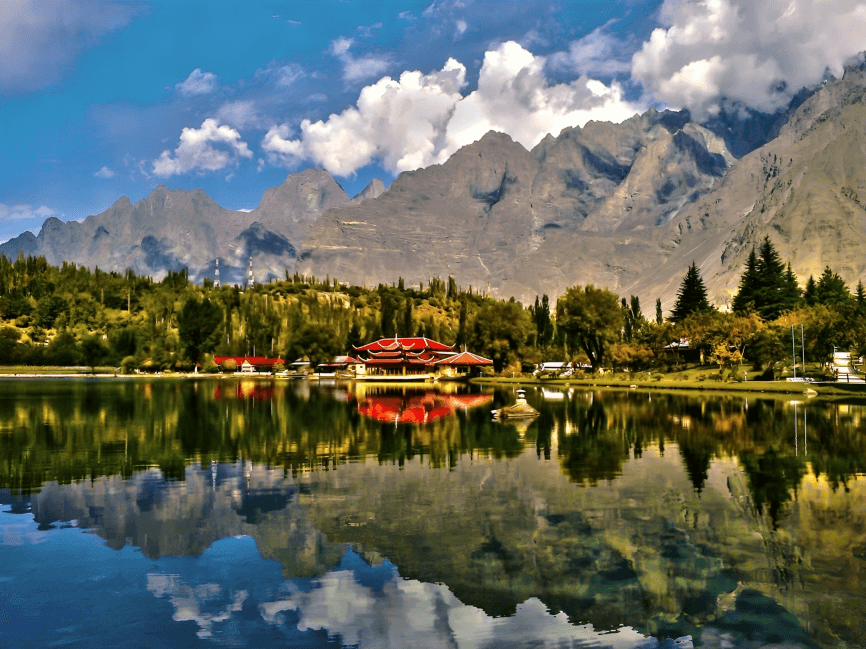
201,355 -> 219,374
120,356 -> 137,374
273,362 -> 286,374
221,358 -> 238,372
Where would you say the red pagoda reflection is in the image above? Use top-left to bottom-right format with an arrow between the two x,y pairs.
214,381 -> 275,401
356,391 -> 493,424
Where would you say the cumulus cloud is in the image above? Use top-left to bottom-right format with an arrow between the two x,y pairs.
94,166 -> 115,178
631,0 -> 866,119
444,41 -> 640,154
0,204 -> 57,221
262,57 -> 468,175
0,0 -> 143,96
175,68 -> 218,96
153,119 -> 252,177
330,36 -> 391,82
264,41 -> 640,177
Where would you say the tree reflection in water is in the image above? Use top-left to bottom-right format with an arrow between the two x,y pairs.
1,379 -> 865,645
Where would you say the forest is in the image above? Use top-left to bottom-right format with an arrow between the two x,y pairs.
0,236 -> 864,376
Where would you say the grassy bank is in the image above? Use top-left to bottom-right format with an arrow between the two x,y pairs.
471,375 -> 814,395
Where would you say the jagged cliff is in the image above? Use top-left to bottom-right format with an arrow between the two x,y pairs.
4,61 -> 866,305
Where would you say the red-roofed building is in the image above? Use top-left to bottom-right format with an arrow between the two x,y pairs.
433,351 -> 494,379
352,337 -> 455,381
213,356 -> 284,373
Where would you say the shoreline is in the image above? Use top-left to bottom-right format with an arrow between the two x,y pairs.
2,369 -> 864,398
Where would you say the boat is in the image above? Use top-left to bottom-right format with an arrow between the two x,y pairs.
492,389 -> 539,419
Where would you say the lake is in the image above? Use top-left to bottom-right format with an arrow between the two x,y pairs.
1,378 -> 864,648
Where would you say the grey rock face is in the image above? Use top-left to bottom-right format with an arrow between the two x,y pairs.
299,110 -> 736,302
0,169 -> 349,285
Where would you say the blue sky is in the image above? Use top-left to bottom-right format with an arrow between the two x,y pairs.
2,0 -> 865,241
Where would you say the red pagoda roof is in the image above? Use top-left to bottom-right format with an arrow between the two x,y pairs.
434,351 -> 493,366
354,337 -> 455,352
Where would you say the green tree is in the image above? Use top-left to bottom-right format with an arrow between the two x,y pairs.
467,301 -> 532,373
655,298 -> 663,324
814,266 -> 851,305
80,334 -> 107,372
803,275 -> 818,306
288,323 -> 341,368
556,285 -> 623,371
402,295 -> 414,337
670,262 -> 713,323
177,297 -> 223,364
732,247 -> 761,314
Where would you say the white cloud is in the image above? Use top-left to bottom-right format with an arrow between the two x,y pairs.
264,42 -> 640,177
329,36 -> 391,82
261,124 -> 307,167
550,25 -> 635,77
444,41 -> 640,154
147,574 -> 247,640
254,61 -> 304,87
631,0 -> 866,119
260,569 -> 661,649
175,68 -> 218,95
0,204 -> 57,221
215,100 -> 262,129
263,57 -> 468,175
152,119 -> 253,177
0,0 -> 143,95
455,19 -> 468,37
94,166 -> 115,178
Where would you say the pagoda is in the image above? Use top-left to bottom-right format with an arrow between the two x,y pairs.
352,337 -> 455,381
351,337 -> 492,381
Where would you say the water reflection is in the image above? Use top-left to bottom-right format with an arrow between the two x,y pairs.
1,379 -> 865,646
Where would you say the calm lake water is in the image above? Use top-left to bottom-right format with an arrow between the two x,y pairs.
1,378 -> 864,648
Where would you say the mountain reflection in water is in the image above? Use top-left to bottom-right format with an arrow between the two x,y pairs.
0,379 -> 864,647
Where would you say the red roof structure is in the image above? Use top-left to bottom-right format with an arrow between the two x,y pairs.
354,337 -> 455,353
434,351 -> 493,367
213,356 -> 284,368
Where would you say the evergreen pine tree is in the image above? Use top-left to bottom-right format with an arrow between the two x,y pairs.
803,275 -> 817,306
670,262 -> 713,323
732,247 -> 760,314
781,263 -> 802,312
815,266 -> 851,305
755,236 -> 787,320
856,280 -> 866,313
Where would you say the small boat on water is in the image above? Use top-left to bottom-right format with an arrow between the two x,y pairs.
492,389 -> 539,419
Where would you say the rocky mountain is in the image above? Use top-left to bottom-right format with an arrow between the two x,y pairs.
0,168 -> 349,285
4,60 -> 866,307
300,60 -> 866,308
627,60 -> 866,310
297,108 -> 737,301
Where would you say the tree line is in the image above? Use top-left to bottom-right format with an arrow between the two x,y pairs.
0,238 -> 864,375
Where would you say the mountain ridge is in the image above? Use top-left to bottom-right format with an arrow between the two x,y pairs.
3,62 -> 866,307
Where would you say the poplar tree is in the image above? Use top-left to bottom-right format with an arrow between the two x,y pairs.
670,262 -> 713,323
